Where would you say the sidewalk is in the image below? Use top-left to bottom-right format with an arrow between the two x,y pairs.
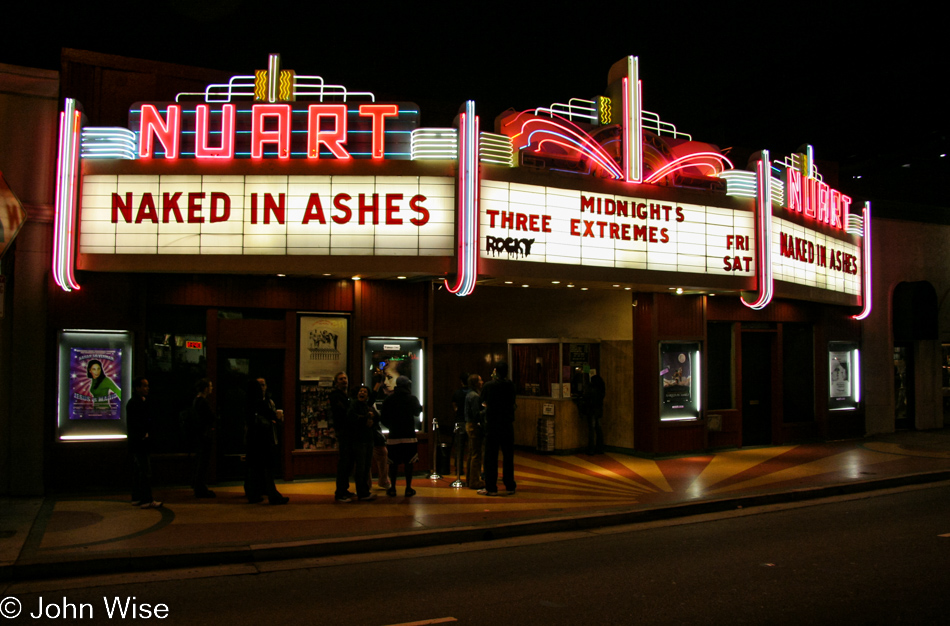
3,428 -> 950,582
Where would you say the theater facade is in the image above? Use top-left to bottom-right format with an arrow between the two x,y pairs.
29,53 -> 879,489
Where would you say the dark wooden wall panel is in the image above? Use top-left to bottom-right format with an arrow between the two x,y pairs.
657,293 -> 705,338
358,281 -> 428,336
146,275 -> 354,312
633,293 -> 658,452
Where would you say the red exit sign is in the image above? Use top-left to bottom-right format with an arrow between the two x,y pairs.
186,341 -> 203,349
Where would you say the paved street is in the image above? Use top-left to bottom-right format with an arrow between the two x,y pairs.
4,482 -> 949,624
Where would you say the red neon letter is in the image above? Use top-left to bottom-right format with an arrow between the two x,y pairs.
307,104 -> 350,159
195,104 -> 235,159
816,181 -> 831,224
358,104 -> 398,159
139,104 -> 180,159
251,104 -> 291,159
785,167 -> 801,213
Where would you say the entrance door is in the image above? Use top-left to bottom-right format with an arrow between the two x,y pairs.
216,348 -> 285,481
741,332 -> 774,446
893,343 -> 914,429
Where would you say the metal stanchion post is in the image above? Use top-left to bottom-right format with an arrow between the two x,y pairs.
428,415 -> 441,480
452,423 -> 465,488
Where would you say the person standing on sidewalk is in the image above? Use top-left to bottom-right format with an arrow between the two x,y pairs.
479,363 -> 517,496
349,385 -> 379,502
243,377 -> 289,505
331,371 -> 356,502
191,378 -> 216,498
464,373 -> 485,489
126,377 -> 162,509
381,376 -> 422,497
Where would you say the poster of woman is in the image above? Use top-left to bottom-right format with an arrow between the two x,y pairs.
661,348 -> 692,409
69,348 -> 123,420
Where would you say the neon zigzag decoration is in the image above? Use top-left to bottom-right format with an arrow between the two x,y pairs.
503,111 -> 624,180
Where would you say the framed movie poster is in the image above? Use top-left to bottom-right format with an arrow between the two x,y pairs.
829,341 -> 860,410
69,348 -> 123,420
57,330 -> 134,441
659,341 -> 701,421
299,314 -> 348,381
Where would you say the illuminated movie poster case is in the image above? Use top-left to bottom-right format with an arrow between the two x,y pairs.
297,314 -> 348,451
659,341 -> 702,421
364,337 -> 426,431
57,330 -> 134,441
829,341 -> 860,411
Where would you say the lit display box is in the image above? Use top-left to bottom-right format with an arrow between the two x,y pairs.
828,341 -> 860,411
57,330 -> 134,441
659,341 -> 702,421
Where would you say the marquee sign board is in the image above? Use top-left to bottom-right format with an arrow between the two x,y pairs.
480,180 -> 860,294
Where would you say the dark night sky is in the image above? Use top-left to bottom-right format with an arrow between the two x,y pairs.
6,2 -> 947,207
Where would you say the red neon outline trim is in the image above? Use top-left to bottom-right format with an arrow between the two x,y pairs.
195,104 -> 235,159
250,104 -> 292,159
307,104 -> 351,159
138,104 -> 180,159
358,104 -> 399,159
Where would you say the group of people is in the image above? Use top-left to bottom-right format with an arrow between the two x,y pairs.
125,374 -> 289,509
331,370 -> 423,501
451,363 -> 518,496
124,361 -> 533,507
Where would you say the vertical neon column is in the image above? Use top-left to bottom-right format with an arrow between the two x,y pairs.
622,56 -> 642,184
444,100 -> 479,297
852,201 -> 873,320
53,98 -> 82,292
741,150 -> 773,309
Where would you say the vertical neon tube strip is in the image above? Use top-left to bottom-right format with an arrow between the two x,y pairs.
622,55 -> 642,183
267,53 -> 280,103
853,348 -> 861,403
53,98 -> 81,292
741,150 -> 773,309
444,100 -> 479,296
852,201 -> 873,320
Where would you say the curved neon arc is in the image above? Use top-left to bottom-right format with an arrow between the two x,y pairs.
644,152 -> 734,184
852,201 -> 872,320
527,132 -> 624,179
506,111 -> 624,180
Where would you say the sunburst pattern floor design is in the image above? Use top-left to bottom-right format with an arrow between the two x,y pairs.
30,440 -> 950,559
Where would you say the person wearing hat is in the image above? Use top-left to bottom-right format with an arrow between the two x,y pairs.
380,376 -> 422,497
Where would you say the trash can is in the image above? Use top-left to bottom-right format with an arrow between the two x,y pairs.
437,443 -> 452,475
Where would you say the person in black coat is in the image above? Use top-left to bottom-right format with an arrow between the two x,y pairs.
380,376 -> 422,497
244,377 -> 288,505
126,376 -> 162,509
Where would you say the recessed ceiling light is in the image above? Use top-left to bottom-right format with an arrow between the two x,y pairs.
676,288 -> 683,294
552,281 -> 560,284
277,274 -> 286,277
397,276 -> 407,279
624,287 -> 631,290
504,281 -> 513,284
352,276 -> 361,281
522,284 -> 529,288
581,287 -> 588,291
567,284 -> 575,288
613,284 -> 620,288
